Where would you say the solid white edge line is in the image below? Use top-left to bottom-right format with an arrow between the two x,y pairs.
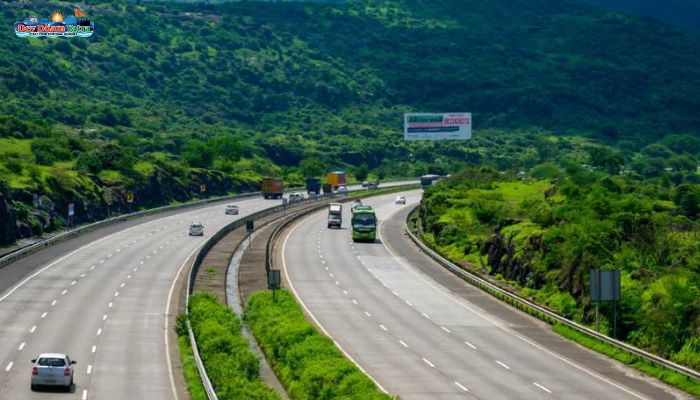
282,218 -> 390,394
377,206 -> 651,400
164,241 -> 205,400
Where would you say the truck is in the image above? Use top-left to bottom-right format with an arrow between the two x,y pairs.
305,178 -> 321,195
328,203 -> 343,229
262,177 -> 284,199
351,205 -> 377,242
326,171 -> 346,191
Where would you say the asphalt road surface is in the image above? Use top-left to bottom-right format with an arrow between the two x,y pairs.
0,180 -> 414,400
282,190 -> 676,400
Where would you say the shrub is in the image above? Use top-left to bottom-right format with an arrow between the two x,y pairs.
245,290 -> 392,400
188,292 -> 279,400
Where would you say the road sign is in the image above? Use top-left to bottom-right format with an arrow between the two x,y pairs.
126,192 -> 134,203
200,183 -> 206,192
68,203 -> 75,216
267,269 -> 281,290
590,269 -> 620,301
404,112 -> 472,141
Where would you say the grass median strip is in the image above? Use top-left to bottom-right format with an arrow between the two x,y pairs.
183,292 -> 281,400
245,289 -> 393,400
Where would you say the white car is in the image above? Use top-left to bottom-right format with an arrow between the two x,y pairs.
289,192 -> 304,202
395,196 -> 406,205
31,353 -> 76,391
189,222 -> 204,236
336,185 -> 348,194
225,204 -> 239,215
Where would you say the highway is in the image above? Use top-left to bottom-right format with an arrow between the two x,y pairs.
0,181 -> 413,399
282,190 -> 682,400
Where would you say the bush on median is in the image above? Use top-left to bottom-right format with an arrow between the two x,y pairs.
188,292 -> 280,400
245,289 -> 393,400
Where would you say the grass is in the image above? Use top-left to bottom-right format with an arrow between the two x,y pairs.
177,334 -> 208,400
553,324 -> 700,397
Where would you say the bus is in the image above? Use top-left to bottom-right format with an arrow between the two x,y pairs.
421,174 -> 440,188
351,206 -> 377,242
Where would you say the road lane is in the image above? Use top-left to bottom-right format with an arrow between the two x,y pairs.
283,191 -> 660,400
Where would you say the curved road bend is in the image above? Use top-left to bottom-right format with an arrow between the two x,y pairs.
282,190 -> 687,400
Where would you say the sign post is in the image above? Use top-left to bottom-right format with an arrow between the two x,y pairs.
590,269 -> 621,337
68,203 -> 75,229
268,269 -> 281,301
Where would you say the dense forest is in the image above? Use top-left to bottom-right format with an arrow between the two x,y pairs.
1,0 -> 700,245
418,143 -> 700,370
577,0 -> 700,33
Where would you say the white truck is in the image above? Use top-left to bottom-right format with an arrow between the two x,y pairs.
327,203 -> 342,229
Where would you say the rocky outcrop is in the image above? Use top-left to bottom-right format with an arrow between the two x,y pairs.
0,189 -> 18,245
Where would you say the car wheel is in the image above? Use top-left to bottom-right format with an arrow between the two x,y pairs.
31,384 -> 37,391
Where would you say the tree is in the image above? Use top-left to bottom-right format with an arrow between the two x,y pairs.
588,146 -> 624,174
183,140 -> 214,168
354,164 -> 369,181
299,158 -> 324,178
674,185 -> 700,218
208,135 -> 242,162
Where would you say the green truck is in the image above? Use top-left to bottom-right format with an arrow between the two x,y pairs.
351,205 -> 377,242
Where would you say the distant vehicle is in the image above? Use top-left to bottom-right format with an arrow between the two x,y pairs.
289,192 -> 304,202
352,206 -> 377,242
351,199 -> 363,213
189,222 -> 204,236
326,171 -> 346,190
322,183 -> 333,195
395,196 -> 406,205
262,177 -> 284,199
31,353 -> 76,391
336,185 -> 348,194
225,204 -> 239,215
328,203 -> 343,228
305,178 -> 321,195
421,174 -> 440,188
367,181 -> 379,189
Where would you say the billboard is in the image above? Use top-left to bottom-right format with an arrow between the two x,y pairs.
404,112 -> 472,141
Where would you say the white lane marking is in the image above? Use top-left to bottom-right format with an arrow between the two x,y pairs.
80,273 -> 86,278
70,280 -> 77,286
89,266 -> 95,271
496,360 -> 511,370
82,389 -> 88,400
281,222 -> 389,394
51,300 -> 57,306
343,290 -> 348,295
455,381 -> 469,392
99,260 -> 104,264
379,324 -> 388,332
405,300 -> 413,307
114,292 -> 119,297
126,275 -> 131,279
102,314 -> 108,321
421,312 -> 431,320
334,280 -> 340,286
29,325 -> 36,333
120,283 -> 125,288
96,328 -> 102,336
140,261 -> 144,265
133,267 -> 138,272
165,242 -> 205,400
61,290 -> 67,295
107,254 -> 112,258
423,358 -> 435,368
378,218 -> 652,400
321,260 -> 326,264
5,362 -> 13,371
116,248 -> 121,252
399,340 -> 409,348
18,342 -> 25,351
391,290 -> 399,296
108,302 -> 113,308
91,345 -> 96,353
464,341 -> 477,350
146,255 -> 151,260
364,311 -> 372,318
41,312 -> 47,319
352,299 -> 358,305
329,273 -> 334,278
533,382 -> 552,394
86,365 -> 92,375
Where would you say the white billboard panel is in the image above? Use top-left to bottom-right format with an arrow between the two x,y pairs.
404,112 -> 472,141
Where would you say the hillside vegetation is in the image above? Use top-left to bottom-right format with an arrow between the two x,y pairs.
419,161 -> 700,371
2,0 -> 700,245
578,0 -> 700,33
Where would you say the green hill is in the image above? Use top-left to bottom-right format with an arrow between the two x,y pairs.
577,0 -> 700,34
1,0 -> 700,244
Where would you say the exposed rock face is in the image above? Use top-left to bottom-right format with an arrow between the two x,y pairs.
0,190 -> 18,245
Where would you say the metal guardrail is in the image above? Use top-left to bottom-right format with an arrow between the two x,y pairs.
404,207 -> 700,381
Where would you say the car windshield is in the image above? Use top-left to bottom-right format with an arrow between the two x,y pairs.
37,358 -> 65,367
353,213 -> 376,226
